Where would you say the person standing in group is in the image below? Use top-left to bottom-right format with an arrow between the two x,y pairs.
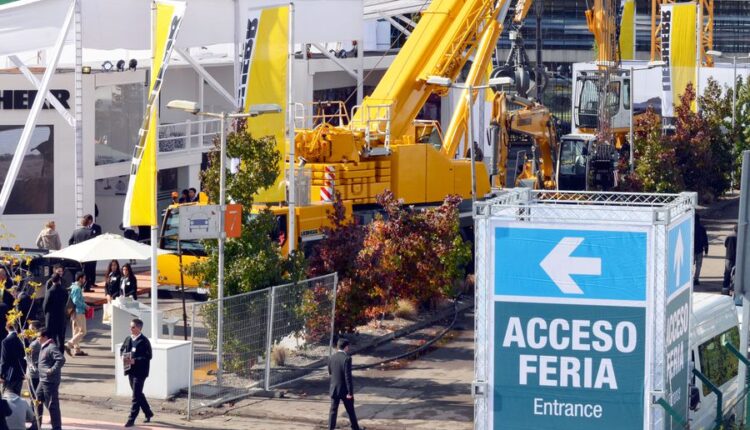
68,216 -> 93,247
83,215 -> 101,293
693,214 -> 709,286
84,214 -> 101,237
724,225 -> 739,294
328,339 -> 362,430
120,264 -> 138,300
35,328 -> 64,430
9,288 -> 31,330
35,222 -> 61,251
0,322 -> 26,395
27,322 -> 41,396
178,189 -> 189,203
3,389 -> 34,430
65,273 -> 88,357
188,188 -> 198,202
120,318 -> 153,427
42,274 -> 69,356
68,217 -> 94,293
104,260 -> 122,302
0,269 -> 14,308
170,191 -> 180,205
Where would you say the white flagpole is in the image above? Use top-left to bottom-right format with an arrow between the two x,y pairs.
150,0 -> 159,342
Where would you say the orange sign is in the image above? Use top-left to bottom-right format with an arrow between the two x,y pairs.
225,204 -> 242,238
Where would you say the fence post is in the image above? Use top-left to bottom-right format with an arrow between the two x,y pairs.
329,273 -> 338,356
187,303 -> 196,421
264,287 -> 277,391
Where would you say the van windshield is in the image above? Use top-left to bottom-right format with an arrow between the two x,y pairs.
698,326 -> 740,396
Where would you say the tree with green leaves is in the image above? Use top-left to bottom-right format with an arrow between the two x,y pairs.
186,118 -> 304,298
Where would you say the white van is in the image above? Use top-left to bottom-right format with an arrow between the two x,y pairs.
689,293 -> 742,429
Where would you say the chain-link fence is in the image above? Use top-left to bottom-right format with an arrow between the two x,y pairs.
187,273 -> 337,418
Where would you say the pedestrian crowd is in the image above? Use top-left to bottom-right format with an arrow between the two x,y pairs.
0,211 -> 151,429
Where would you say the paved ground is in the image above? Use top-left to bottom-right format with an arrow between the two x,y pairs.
53,293 -> 474,430
694,192 -> 738,294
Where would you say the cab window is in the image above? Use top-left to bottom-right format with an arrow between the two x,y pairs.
698,326 -> 740,396
160,208 -> 206,256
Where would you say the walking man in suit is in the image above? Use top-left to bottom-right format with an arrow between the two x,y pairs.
43,275 -> 69,356
0,322 -> 26,395
36,328 -> 65,430
328,339 -> 362,430
120,318 -> 153,427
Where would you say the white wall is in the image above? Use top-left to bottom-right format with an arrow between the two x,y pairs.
0,72 -> 90,248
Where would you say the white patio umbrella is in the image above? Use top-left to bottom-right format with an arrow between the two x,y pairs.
44,233 -> 171,262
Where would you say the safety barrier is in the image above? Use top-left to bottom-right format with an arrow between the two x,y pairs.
186,273 -> 337,418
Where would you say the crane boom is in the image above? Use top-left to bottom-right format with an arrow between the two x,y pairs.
350,0 -> 510,142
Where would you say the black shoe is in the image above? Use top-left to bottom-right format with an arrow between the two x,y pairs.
694,279 -> 700,286
145,413 -> 153,423
124,420 -> 135,427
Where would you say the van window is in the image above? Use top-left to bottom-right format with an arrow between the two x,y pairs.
698,326 -> 740,396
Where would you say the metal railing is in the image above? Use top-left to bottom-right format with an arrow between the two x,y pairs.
157,118 -> 221,154
186,273 -> 338,418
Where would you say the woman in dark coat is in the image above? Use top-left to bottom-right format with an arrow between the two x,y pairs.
104,260 -> 122,302
120,263 -> 138,300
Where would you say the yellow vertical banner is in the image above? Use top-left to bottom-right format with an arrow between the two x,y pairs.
619,0 -> 635,60
241,6 -> 289,202
669,3 -> 697,111
122,1 -> 185,227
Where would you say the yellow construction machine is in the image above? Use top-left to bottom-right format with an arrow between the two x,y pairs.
560,0 -> 715,191
156,0 -> 560,288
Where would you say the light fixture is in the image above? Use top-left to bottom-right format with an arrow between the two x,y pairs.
706,50 -> 723,58
426,76 -> 452,87
116,59 -> 126,72
248,103 -> 282,117
82,66 -> 92,74
101,60 -> 113,72
166,99 -> 200,114
128,59 -> 137,71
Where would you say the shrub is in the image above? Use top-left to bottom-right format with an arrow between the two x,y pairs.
394,299 -> 417,320
271,345 -> 288,367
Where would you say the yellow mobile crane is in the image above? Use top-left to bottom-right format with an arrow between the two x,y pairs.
156,0 -> 559,288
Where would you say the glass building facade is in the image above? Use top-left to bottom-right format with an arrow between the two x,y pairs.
501,0 -> 750,55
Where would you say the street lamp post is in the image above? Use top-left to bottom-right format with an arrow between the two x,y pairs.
425,76 -> 510,200
706,50 -> 750,132
166,100 -> 281,385
627,61 -> 665,174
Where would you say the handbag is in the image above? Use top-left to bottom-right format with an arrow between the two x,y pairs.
65,295 -> 75,318
102,303 -> 112,325
85,306 -> 94,320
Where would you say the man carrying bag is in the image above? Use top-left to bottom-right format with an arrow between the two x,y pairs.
119,318 -> 154,427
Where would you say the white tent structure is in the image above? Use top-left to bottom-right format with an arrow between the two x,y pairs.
0,0 -> 363,351
0,0 -> 364,218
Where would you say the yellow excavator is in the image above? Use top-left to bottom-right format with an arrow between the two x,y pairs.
156,0 -> 559,288
560,0 -> 715,191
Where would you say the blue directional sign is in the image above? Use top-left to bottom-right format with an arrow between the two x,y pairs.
494,226 -> 648,301
491,222 -> 649,430
665,215 -> 693,429
667,216 -> 693,297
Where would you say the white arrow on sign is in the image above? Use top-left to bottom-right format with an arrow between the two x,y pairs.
673,230 -> 684,288
540,237 -> 602,294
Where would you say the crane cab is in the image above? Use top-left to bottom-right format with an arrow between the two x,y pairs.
574,72 -> 631,143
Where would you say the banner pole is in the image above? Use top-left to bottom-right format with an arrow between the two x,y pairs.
287,2 -> 296,253
150,0 -> 159,342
